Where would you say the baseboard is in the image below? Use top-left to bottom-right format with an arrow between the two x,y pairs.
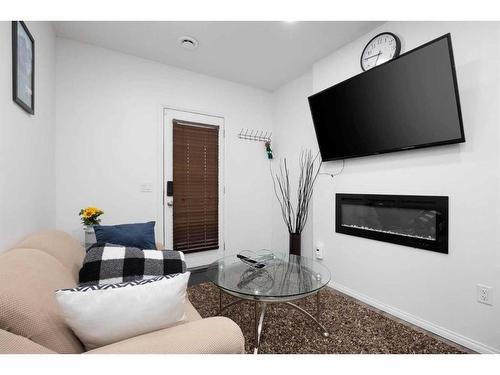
329,281 -> 499,354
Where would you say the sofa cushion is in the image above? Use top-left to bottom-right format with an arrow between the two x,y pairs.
0,248 -> 84,353
84,317 -> 245,354
79,243 -> 186,285
56,273 -> 190,350
14,230 -> 85,282
94,222 -> 157,249
0,329 -> 56,354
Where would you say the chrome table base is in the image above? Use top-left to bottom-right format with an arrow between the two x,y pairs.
218,289 -> 329,354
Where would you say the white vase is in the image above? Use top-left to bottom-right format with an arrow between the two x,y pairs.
84,225 -> 97,249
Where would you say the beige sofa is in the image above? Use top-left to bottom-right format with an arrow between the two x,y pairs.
0,230 -> 244,354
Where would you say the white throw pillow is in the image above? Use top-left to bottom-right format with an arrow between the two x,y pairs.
55,273 -> 190,350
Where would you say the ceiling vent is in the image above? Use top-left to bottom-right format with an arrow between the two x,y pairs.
178,36 -> 199,50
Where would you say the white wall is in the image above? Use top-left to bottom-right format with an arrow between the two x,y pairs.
270,70 -> 317,256
55,38 -> 274,267
0,21 -> 56,252
271,21 -> 500,352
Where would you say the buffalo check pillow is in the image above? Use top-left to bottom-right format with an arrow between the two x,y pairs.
79,243 -> 186,286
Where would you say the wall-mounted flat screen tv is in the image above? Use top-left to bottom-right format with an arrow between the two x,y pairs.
308,33 -> 465,162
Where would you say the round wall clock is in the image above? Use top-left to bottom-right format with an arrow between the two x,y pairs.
360,32 -> 401,71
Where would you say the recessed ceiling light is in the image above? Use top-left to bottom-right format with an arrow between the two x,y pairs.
178,36 -> 199,50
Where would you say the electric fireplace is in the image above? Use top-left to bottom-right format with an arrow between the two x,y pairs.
336,194 -> 449,254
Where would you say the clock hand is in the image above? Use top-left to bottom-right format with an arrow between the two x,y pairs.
364,51 -> 382,61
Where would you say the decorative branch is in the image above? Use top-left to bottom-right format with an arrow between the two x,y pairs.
271,150 -> 322,234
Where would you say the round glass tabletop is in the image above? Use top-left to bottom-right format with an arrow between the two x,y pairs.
206,252 -> 331,301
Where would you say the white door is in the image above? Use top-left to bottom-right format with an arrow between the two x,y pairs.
163,108 -> 225,268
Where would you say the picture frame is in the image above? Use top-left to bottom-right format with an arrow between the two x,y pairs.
12,21 -> 35,114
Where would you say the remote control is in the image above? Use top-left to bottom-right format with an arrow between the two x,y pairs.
237,254 -> 266,269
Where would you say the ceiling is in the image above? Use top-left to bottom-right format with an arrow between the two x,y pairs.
53,21 -> 381,91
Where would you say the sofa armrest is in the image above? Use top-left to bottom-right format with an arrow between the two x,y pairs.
85,317 -> 245,354
0,329 -> 56,354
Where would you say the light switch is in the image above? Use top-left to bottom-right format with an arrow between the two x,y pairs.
140,183 -> 153,193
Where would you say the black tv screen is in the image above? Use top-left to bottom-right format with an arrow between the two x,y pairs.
308,34 -> 465,161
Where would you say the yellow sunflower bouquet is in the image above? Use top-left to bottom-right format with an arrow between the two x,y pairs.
79,206 -> 104,226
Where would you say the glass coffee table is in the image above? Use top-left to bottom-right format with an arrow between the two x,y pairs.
206,252 -> 331,353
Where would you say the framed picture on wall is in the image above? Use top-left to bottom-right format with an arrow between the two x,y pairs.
12,21 -> 35,114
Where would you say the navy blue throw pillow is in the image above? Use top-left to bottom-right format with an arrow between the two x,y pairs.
93,222 -> 157,250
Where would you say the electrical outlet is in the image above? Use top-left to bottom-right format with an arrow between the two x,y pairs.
315,245 -> 323,260
477,284 -> 493,306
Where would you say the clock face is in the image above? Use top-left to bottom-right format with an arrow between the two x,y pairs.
360,32 -> 401,71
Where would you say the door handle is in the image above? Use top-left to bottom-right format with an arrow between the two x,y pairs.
167,201 -> 173,207
166,181 -> 173,196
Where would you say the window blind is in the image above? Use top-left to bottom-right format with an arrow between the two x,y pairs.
172,120 -> 219,253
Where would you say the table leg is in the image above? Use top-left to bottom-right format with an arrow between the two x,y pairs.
254,302 -> 267,354
218,298 -> 245,315
286,299 -> 329,338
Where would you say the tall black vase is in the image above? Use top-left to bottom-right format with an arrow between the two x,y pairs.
289,233 -> 301,256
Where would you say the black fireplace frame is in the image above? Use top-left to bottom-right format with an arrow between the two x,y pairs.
335,194 -> 449,254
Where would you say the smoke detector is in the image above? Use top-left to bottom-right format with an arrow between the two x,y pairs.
178,36 -> 199,50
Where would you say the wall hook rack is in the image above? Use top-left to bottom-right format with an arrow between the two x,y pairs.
237,128 -> 272,143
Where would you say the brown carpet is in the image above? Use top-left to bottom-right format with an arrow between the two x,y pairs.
188,283 -> 468,354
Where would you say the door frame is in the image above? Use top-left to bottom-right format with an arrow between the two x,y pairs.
159,106 -> 226,267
